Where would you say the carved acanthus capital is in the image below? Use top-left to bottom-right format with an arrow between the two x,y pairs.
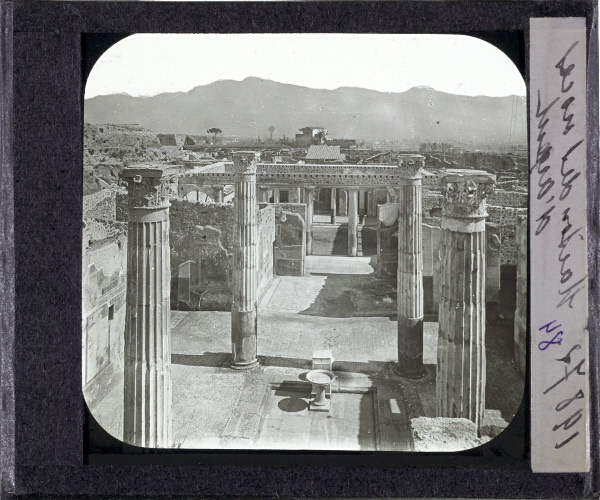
441,170 -> 495,219
230,151 -> 260,174
397,155 -> 425,179
120,165 -> 181,209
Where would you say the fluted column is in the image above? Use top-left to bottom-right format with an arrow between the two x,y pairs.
120,165 -> 180,448
395,157 -> 426,378
348,187 -> 359,256
436,170 -> 495,432
330,188 -> 337,223
273,188 -> 280,204
229,152 -> 260,369
304,186 -> 315,255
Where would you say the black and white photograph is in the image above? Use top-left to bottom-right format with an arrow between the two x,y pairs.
82,33 -> 528,451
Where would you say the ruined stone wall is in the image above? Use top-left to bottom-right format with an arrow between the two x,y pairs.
257,205 -> 276,298
274,204 -> 306,276
170,200 -> 275,310
488,189 -> 527,208
83,189 -> 117,221
514,217 -> 527,377
169,201 -> 235,271
377,203 -> 399,278
272,202 -> 306,221
421,188 -> 526,264
487,205 -> 527,264
423,190 -> 443,216
82,218 -> 127,410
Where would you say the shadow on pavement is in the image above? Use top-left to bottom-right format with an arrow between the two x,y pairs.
298,273 -> 396,318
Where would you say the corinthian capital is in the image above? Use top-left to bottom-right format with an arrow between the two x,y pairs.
441,169 -> 496,219
230,151 -> 260,174
397,155 -> 425,179
120,164 -> 181,209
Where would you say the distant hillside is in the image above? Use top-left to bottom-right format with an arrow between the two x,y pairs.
85,77 -> 527,144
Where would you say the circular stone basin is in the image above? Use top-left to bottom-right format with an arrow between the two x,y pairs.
306,369 -> 336,386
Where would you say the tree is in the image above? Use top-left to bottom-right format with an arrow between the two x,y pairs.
206,128 -> 222,143
314,129 -> 327,144
268,125 -> 275,141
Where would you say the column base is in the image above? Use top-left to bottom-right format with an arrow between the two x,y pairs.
393,360 -> 427,379
229,357 -> 260,370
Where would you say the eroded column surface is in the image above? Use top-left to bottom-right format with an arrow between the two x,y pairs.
121,165 -> 179,448
229,152 -> 260,369
348,187 -> 359,256
304,186 -> 315,255
395,157 -> 426,378
436,170 -> 495,431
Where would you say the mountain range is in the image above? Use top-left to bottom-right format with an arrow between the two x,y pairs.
84,77 -> 527,145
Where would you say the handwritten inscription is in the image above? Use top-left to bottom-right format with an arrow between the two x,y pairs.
531,18 -> 589,472
530,42 -> 587,309
541,335 -> 586,449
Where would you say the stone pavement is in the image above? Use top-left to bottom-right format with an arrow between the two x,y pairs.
89,254 -> 522,451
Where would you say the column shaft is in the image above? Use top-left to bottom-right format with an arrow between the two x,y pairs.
330,188 -> 337,223
230,154 -> 260,370
120,165 -> 179,449
437,228 -> 486,427
396,179 -> 425,377
124,209 -> 172,447
304,187 -> 314,255
348,188 -> 359,256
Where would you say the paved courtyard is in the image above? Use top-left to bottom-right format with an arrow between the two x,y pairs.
89,234 -> 523,451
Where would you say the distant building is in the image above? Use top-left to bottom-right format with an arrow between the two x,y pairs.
295,126 -> 328,144
304,145 -> 344,163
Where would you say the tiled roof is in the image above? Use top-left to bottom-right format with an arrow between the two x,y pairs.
305,145 -> 343,160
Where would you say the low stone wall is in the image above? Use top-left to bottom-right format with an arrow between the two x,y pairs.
82,217 -> 127,410
514,217 -> 527,377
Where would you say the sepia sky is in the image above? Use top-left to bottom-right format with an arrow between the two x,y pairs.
85,34 -> 526,99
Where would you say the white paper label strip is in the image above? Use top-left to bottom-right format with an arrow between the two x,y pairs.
530,17 -> 589,473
